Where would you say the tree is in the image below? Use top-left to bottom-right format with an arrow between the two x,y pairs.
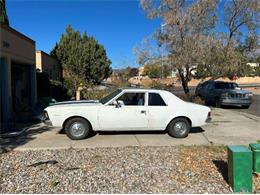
140,0 -> 259,94
143,63 -> 161,78
143,61 -> 171,78
51,25 -> 112,96
140,0 -> 218,94
0,0 -> 9,26
196,0 -> 260,80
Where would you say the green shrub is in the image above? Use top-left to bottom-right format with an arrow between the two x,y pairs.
82,89 -> 110,100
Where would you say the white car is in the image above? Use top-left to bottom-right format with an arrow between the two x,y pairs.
43,88 -> 211,140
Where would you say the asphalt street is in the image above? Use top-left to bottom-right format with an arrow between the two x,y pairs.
231,94 -> 260,117
172,86 -> 260,117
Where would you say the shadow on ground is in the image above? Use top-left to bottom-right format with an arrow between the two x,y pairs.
0,123 -> 53,153
213,160 -> 228,183
95,127 -> 204,135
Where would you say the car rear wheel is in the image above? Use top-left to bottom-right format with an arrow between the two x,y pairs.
65,117 -> 90,140
167,118 -> 190,138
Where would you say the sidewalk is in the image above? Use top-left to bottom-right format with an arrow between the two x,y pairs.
1,108 -> 259,151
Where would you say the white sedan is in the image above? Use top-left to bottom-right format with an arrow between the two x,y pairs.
43,88 -> 211,140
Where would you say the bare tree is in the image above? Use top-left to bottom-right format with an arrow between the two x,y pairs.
200,0 -> 260,79
140,0 -> 218,94
139,0 -> 259,94
133,37 -> 161,66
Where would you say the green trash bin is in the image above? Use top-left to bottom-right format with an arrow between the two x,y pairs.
227,145 -> 252,193
249,143 -> 260,174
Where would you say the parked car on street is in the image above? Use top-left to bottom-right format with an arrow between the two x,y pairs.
43,88 -> 211,140
195,81 -> 253,108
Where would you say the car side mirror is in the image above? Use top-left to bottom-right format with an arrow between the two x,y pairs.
113,100 -> 122,108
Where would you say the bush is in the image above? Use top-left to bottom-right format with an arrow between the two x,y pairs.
176,94 -> 205,105
144,80 -> 174,92
81,89 -> 110,100
50,80 -> 70,101
111,79 -> 131,88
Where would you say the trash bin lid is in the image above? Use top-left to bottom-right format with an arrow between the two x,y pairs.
227,145 -> 251,153
249,143 -> 260,151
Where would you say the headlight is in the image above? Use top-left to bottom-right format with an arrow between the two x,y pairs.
245,93 -> 253,98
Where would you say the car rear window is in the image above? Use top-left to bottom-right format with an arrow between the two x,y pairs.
215,82 -> 238,89
148,93 -> 166,106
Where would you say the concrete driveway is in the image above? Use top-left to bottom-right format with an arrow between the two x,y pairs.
1,108 -> 259,151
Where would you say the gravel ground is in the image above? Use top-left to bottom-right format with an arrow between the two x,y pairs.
0,146 -> 259,193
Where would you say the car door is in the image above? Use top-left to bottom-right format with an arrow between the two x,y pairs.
206,83 -> 216,103
98,92 -> 148,130
147,92 -> 170,130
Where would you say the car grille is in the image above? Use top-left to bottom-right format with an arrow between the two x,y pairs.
230,93 -> 246,98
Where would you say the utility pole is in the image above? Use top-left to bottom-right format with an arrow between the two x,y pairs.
161,23 -> 167,79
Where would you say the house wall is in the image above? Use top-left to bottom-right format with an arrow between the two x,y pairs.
36,51 -> 62,81
0,24 -> 36,131
35,52 -> 42,71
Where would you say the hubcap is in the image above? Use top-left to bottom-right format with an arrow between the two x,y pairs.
70,122 -> 86,137
174,122 -> 187,135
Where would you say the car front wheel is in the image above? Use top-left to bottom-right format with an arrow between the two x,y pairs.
167,118 -> 190,138
65,117 -> 90,140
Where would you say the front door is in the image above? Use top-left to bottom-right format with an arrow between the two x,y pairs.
98,92 -> 148,130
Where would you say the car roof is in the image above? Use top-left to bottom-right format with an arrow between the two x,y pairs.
202,80 -> 236,84
119,87 -> 166,93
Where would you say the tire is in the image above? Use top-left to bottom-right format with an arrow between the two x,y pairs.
215,97 -> 221,108
167,118 -> 191,138
64,117 -> 90,140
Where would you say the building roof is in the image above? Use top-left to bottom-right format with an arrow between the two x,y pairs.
0,23 -> 35,44
36,50 -> 59,61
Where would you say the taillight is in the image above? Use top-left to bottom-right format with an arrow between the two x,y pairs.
208,111 -> 211,118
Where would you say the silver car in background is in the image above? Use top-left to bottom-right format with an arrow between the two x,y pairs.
195,81 -> 253,108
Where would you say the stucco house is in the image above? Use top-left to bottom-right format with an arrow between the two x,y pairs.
36,50 -> 62,81
0,24 -> 37,132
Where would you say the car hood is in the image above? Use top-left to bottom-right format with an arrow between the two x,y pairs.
46,100 -> 101,109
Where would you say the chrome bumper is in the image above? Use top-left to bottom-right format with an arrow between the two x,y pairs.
43,119 -> 52,126
42,111 -> 52,126
221,98 -> 252,106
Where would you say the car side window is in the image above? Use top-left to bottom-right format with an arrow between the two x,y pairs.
148,93 -> 166,106
116,93 -> 145,106
206,83 -> 214,91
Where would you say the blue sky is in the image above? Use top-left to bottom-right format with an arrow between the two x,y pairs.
5,0 -> 259,69
6,0 -> 161,69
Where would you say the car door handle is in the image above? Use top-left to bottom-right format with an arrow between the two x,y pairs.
141,110 -> 146,114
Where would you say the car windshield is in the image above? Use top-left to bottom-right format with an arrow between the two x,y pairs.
99,89 -> 122,104
215,82 -> 238,89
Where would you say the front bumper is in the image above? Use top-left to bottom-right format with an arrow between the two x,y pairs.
43,119 -> 53,126
42,111 -> 53,126
220,98 -> 252,106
